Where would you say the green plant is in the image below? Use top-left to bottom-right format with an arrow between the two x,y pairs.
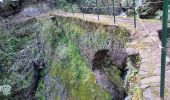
47,19 -> 112,99
155,5 -> 170,21
0,85 -> 12,96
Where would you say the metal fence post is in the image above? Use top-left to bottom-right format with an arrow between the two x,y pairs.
160,0 -> 168,99
112,0 -> 115,23
58,3 -> 59,14
72,4 -> 74,16
96,0 -> 99,21
82,0 -> 84,18
90,0 -> 93,14
82,0 -> 85,18
126,0 -> 129,15
133,0 -> 136,28
65,7 -> 66,14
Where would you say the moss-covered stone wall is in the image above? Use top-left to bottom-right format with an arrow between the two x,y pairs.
41,15 -> 131,99
0,14 -> 137,99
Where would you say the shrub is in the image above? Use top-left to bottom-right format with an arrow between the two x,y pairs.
0,85 -> 12,96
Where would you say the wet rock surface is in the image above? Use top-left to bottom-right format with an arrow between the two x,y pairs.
45,77 -> 67,100
20,3 -> 51,17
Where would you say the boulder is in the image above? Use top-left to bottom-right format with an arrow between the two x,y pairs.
137,0 -> 163,18
0,0 -> 23,17
126,48 -> 139,56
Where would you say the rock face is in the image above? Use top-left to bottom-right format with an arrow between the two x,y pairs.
0,10 -> 137,99
80,0 -> 123,15
0,0 -> 23,17
20,3 -> 51,17
137,0 -> 163,18
81,6 -> 123,16
0,0 -> 46,17
92,49 -> 126,99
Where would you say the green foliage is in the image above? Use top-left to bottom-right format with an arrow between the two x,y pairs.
137,2 -> 152,17
47,19 -> 112,100
0,85 -> 12,96
155,5 -> 170,21
0,29 -> 14,68
54,0 -> 80,13
50,44 -> 111,100
36,69 -> 46,97
0,28 -> 31,71
0,22 -> 36,98
103,65 -> 122,87
0,13 -> 130,99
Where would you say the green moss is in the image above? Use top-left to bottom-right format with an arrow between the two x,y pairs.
35,17 -> 131,99
115,27 -> 130,46
66,22 -> 87,35
33,20 -> 111,100
0,27 -> 33,71
49,18 -> 132,99
104,66 -> 122,87
131,85 -> 143,100
46,20 -> 112,99
49,44 -> 111,100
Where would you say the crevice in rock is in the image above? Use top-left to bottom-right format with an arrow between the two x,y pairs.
91,45 -> 140,100
27,59 -> 45,98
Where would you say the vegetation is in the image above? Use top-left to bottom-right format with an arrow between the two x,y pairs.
0,24 -> 35,98
0,0 -> 150,99
45,19 -> 112,99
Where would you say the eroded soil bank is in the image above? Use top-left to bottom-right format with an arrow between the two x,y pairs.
0,14 -> 142,99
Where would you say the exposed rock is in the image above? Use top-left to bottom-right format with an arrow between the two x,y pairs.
45,77 -> 67,100
126,48 -> 139,56
81,6 -> 123,16
0,0 -> 49,17
139,70 -> 148,79
20,3 -> 51,17
138,0 -> 163,18
143,89 -> 155,99
108,50 -> 127,70
80,0 -> 123,15
94,70 -> 125,100
107,40 -> 127,70
0,0 -> 23,17
92,49 -> 109,70
141,76 -> 160,84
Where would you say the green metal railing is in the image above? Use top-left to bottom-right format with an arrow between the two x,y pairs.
112,0 -> 116,23
160,0 -> 168,99
133,0 -> 136,28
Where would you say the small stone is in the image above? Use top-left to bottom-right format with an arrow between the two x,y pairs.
141,76 -> 160,84
139,71 -> 147,79
143,89 -> 153,99
153,68 -> 160,76
140,84 -> 149,89
166,56 -> 170,66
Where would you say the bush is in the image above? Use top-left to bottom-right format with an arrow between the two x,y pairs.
0,85 -> 12,96
155,5 -> 170,22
